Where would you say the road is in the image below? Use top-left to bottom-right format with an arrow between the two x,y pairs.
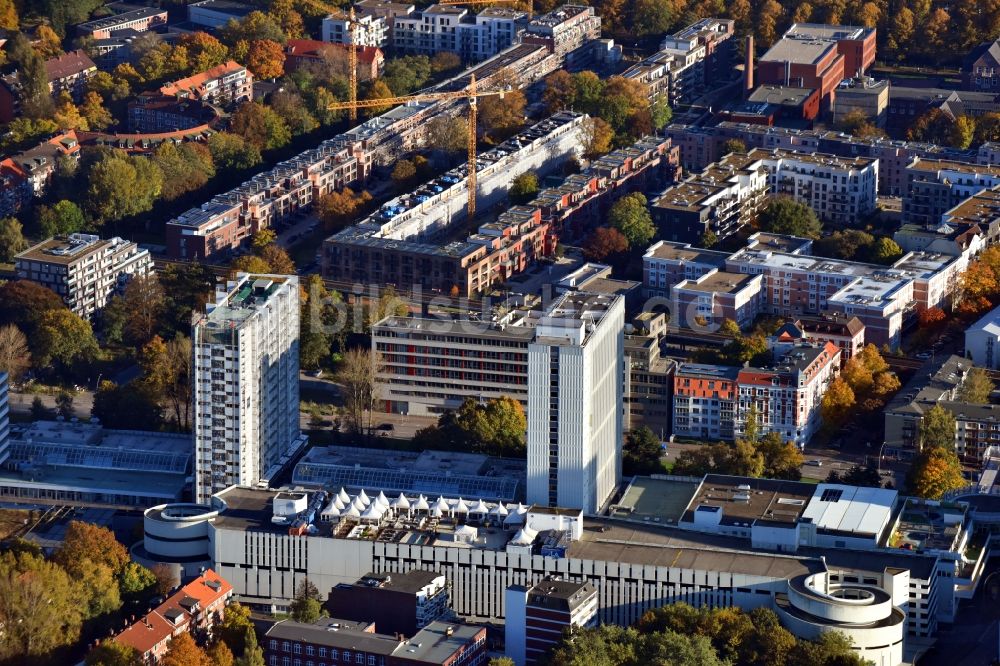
8,389 -> 95,420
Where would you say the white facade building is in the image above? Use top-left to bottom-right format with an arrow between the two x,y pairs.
322,12 -> 389,47
192,274 -> 306,504
392,5 -> 525,62
965,303 -> 1000,370
526,292 -> 624,513
14,234 -> 153,319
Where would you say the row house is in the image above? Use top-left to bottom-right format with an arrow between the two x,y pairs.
111,569 -> 233,664
168,142 -> 358,260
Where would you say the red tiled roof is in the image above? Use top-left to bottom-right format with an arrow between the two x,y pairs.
160,61 -> 247,98
0,157 -> 27,181
175,569 -> 233,609
44,50 -> 96,82
284,39 -> 383,64
114,611 -> 175,656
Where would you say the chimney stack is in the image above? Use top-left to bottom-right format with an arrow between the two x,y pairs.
744,35 -> 754,98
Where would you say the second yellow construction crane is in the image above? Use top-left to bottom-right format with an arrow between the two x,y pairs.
328,74 -> 508,217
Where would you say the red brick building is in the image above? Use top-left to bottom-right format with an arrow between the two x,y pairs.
284,39 -> 385,80
757,24 -> 876,111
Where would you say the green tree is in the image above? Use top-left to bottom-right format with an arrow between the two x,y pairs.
37,200 -> 87,238
85,151 -> 164,223
758,197 -> 822,239
382,55 -> 432,95
0,550 -> 84,661
290,579 -> 323,623
218,602 -> 255,656
920,404 -> 956,451
34,308 -> 99,369
55,390 -> 75,419
488,659 -> 516,666
609,193 -> 655,248
221,11 -> 286,44
152,142 -> 216,201
240,629 -> 265,666
722,138 -> 746,154
758,432 -> 804,480
92,380 -> 164,430
0,217 -> 27,261
509,171 -> 540,204
208,132 -> 262,170
633,0 -> 676,35
427,115 -> 469,157
86,641 -> 142,666
118,561 -> 157,600
867,237 -> 903,265
650,97 -> 673,130
959,367 -> 994,403
30,396 -> 51,420
950,115 -> 976,149
622,426 -> 664,476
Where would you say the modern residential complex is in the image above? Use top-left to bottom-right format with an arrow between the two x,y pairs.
902,159 -> 1000,226
521,4 -> 601,69
14,233 -> 153,319
393,5 -> 526,62
323,112 -> 587,296
623,18 -> 736,107
650,148 -> 878,244
192,274 -> 306,504
526,292 -> 624,513
505,578 -> 598,666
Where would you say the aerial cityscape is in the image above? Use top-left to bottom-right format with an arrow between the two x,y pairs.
4,0 -> 1000,665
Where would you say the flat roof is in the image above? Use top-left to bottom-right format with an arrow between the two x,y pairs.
682,475 -> 816,526
909,158 -> 1000,177
678,270 -> 758,294
644,241 -> 729,266
265,618 -> 400,653
15,234 -> 132,266
748,86 -> 815,105
392,622 -> 483,661
746,232 -> 813,253
612,476 -> 699,523
77,6 -> 165,30
200,274 -> 293,325
801,484 -> 897,537
675,363 -> 741,380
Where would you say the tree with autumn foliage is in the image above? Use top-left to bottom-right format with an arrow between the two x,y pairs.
582,227 -> 629,261
918,306 -> 947,329
246,39 -> 285,79
821,377 -> 856,430
317,187 -> 373,231
908,404 -> 965,499
161,633 -> 212,666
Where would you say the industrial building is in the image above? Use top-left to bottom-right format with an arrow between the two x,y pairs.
192,274 -> 306,504
15,233 -> 153,319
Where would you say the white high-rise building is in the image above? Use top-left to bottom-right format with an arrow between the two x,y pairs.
192,274 -> 306,504
0,372 -> 9,466
527,292 -> 624,513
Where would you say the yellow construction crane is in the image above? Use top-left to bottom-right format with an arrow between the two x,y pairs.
438,0 -> 533,18
328,75 -> 507,217
348,9 -> 359,124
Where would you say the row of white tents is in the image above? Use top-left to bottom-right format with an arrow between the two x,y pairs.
320,487 -> 530,525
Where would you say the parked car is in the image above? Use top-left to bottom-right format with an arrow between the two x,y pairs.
806,460 -> 823,467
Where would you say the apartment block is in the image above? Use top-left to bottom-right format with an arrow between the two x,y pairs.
127,92 -> 219,133
642,240 -> 729,298
653,145 -> 879,245
522,5 -> 600,68
323,10 -> 392,48
323,112 -> 586,297
672,363 -> 740,440
624,325 -> 675,436
884,355 -> 995,461
42,50 -> 96,103
15,234 -> 152,319
75,6 -> 168,39
192,274 -> 306,504
651,151 -> 768,244
674,341 -> 840,446
902,158 -> 1000,226
327,570 -> 450,637
670,269 -> 765,330
526,292 -> 624,513
113,570 -> 233,664
285,39 -> 384,80
505,578 -> 598,666
160,61 -> 253,106
758,23 -> 877,110
624,18 -> 735,107
393,5 -> 525,62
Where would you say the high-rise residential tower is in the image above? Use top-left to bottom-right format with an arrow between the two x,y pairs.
526,292 -> 624,513
192,274 -> 305,504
